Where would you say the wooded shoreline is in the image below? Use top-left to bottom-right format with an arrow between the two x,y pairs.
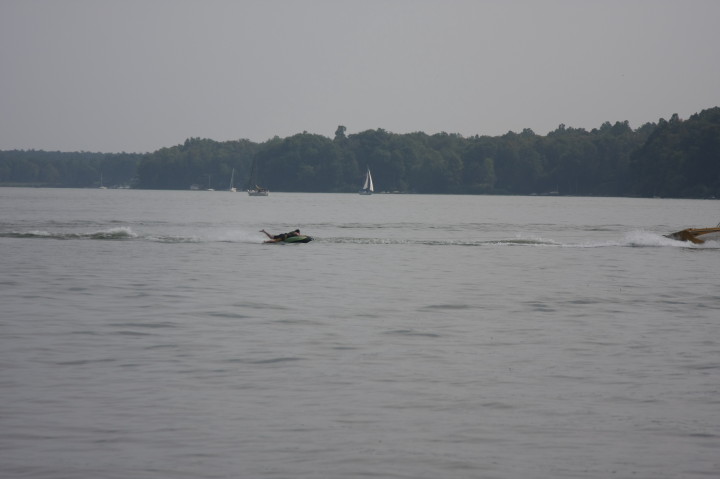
2,107 -> 718,198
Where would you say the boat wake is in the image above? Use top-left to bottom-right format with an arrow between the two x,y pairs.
3,227 -> 717,249
615,230 -> 719,249
320,230 -> 720,249
1,226 -> 139,241
325,237 -> 564,247
0,226 -> 265,244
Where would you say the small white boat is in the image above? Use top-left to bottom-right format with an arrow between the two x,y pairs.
359,167 -> 374,195
665,225 -> 720,244
247,161 -> 269,196
248,186 -> 269,196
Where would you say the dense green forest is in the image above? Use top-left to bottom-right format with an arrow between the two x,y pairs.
2,107 -> 719,198
0,150 -> 141,188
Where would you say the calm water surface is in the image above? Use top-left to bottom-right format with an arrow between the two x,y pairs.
1,188 -> 719,478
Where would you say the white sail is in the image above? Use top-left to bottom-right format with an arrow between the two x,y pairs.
229,168 -> 236,192
359,167 -> 374,194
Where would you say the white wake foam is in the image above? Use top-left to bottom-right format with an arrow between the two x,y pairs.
619,230 -> 719,248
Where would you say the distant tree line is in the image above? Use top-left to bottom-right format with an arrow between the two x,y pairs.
0,150 -> 141,188
2,107 -> 719,197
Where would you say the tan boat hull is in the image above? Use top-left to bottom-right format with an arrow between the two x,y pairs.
666,227 -> 720,244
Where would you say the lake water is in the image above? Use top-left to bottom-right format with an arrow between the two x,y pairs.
1,187 -> 719,479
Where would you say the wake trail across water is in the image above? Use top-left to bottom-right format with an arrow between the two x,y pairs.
3,227 -> 717,249
0,226 -> 267,244
320,230 -> 720,249
1,226 -> 139,241
614,230 -> 719,249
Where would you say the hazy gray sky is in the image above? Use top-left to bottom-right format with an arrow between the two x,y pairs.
2,0 -> 719,153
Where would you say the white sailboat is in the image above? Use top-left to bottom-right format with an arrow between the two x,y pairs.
229,168 -> 237,192
359,167 -> 374,195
